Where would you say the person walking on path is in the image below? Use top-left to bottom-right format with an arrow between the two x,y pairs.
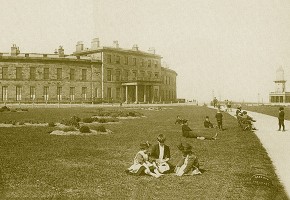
213,97 -> 218,108
278,107 -> 285,131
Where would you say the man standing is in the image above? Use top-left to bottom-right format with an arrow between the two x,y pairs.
278,107 -> 285,131
215,109 -> 223,130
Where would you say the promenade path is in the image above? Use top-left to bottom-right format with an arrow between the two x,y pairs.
221,107 -> 290,198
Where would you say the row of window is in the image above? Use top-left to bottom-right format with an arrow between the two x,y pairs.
1,67 -> 88,81
106,69 -> 160,81
107,54 -> 159,68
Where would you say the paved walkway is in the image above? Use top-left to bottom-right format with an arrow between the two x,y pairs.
223,108 -> 290,198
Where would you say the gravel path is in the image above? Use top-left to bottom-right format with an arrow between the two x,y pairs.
224,108 -> 290,198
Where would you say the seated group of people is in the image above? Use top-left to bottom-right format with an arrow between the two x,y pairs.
236,106 -> 257,131
126,134 -> 201,178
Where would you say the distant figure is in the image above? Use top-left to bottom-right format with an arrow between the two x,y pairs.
227,101 -> 232,112
175,143 -> 202,176
213,97 -> 218,108
204,116 -> 214,128
278,107 -> 285,131
175,115 -> 184,125
181,120 -> 217,140
215,109 -> 223,130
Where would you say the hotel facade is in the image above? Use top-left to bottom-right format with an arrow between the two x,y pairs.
0,39 -> 177,104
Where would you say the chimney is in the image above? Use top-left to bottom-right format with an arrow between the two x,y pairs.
11,44 -> 20,56
91,38 -> 100,50
132,44 -> 138,51
76,41 -> 84,52
113,41 -> 119,48
58,46 -> 64,57
148,47 -> 155,54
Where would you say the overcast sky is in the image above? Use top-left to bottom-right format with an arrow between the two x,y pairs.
1,0 -> 290,103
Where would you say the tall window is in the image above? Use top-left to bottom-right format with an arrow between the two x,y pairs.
148,71 -> 152,79
16,67 -> 22,80
70,69 -> 75,80
141,71 -> 145,80
57,87 -> 62,101
44,68 -> 49,80
124,70 -> 129,80
124,56 -> 128,65
70,87 -> 75,101
107,88 -> 112,99
132,71 -> 137,79
82,69 -> 87,81
2,86 -> 8,101
43,86 -> 49,101
30,86 -> 36,100
154,72 -> 159,78
95,87 -> 99,98
107,69 -> 112,81
141,59 -> 144,67
57,68 -> 62,80
30,67 -> 36,80
16,86 -> 22,101
82,87 -> 87,100
154,61 -> 158,67
116,88 -> 121,99
116,55 -> 120,64
116,70 -> 121,81
107,54 -> 112,63
132,58 -> 137,66
2,67 -> 8,79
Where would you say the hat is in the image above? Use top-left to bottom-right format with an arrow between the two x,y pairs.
243,111 -> 247,114
140,141 -> 151,149
279,107 -> 284,111
177,143 -> 192,152
182,119 -> 188,123
157,134 -> 166,143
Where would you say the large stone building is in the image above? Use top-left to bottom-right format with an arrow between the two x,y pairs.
269,67 -> 290,103
0,39 -> 177,104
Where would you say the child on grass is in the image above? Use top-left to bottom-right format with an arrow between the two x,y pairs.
215,109 -> 223,130
127,142 -> 163,178
204,116 -> 214,128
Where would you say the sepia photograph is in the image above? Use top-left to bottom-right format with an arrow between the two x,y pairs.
0,0 -> 290,199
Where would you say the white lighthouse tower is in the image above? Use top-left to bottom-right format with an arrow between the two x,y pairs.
275,66 -> 286,93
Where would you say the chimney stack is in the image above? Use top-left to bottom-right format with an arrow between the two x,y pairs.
58,46 -> 64,57
113,41 -> 119,48
76,41 -> 84,52
91,38 -> 100,50
11,44 -> 20,56
148,47 -> 155,54
132,44 -> 138,51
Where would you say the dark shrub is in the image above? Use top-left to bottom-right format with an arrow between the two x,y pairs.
61,116 -> 80,128
79,125 -> 90,133
106,117 -> 119,122
128,112 -> 136,117
48,122 -> 55,127
94,125 -> 106,132
98,118 -> 107,123
1,106 -> 10,112
71,116 -> 81,123
18,121 -> 25,125
82,117 -> 94,123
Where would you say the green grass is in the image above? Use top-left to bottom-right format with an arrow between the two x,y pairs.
0,106 -> 288,199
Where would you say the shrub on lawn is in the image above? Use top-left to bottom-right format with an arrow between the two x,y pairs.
82,117 -> 94,123
48,122 -> 56,127
0,106 -> 10,112
61,116 -> 80,128
94,125 -> 106,132
18,121 -> 25,125
128,112 -> 136,117
98,118 -> 107,123
106,117 -> 119,122
79,125 -> 90,133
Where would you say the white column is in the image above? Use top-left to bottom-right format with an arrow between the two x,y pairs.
144,85 -> 147,103
135,85 -> 138,103
125,85 -> 128,103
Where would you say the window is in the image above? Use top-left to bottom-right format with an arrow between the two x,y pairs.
2,86 -> 8,101
116,88 -> 121,99
154,72 -> 159,78
82,87 -> 87,100
2,67 -> 8,79
124,70 -> 129,80
132,58 -> 136,66
124,56 -> 128,65
30,67 -> 36,80
148,60 -> 151,67
132,71 -> 137,79
116,70 -> 121,81
43,86 -> 49,101
154,61 -> 158,67
116,55 -> 120,64
107,69 -> 112,81
95,87 -> 99,98
57,87 -> 62,101
107,54 -> 112,63
70,87 -> 75,101
30,86 -> 36,100
44,68 -> 49,80
141,71 -> 145,80
16,67 -> 22,80
16,86 -> 22,101
148,71 -> 152,79
141,59 -> 144,67
57,68 -> 62,80
70,69 -> 75,80
82,69 -> 87,81
107,87 -> 112,99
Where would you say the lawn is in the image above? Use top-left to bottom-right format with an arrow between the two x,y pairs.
0,105 -> 288,199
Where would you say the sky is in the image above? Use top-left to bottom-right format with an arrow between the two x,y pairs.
1,0 -> 290,103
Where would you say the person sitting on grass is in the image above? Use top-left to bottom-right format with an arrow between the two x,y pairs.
175,143 -> 202,176
240,111 -> 257,131
149,134 -> 173,174
204,116 -> 214,128
181,120 -> 217,140
175,115 -> 184,125
126,142 -> 163,178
